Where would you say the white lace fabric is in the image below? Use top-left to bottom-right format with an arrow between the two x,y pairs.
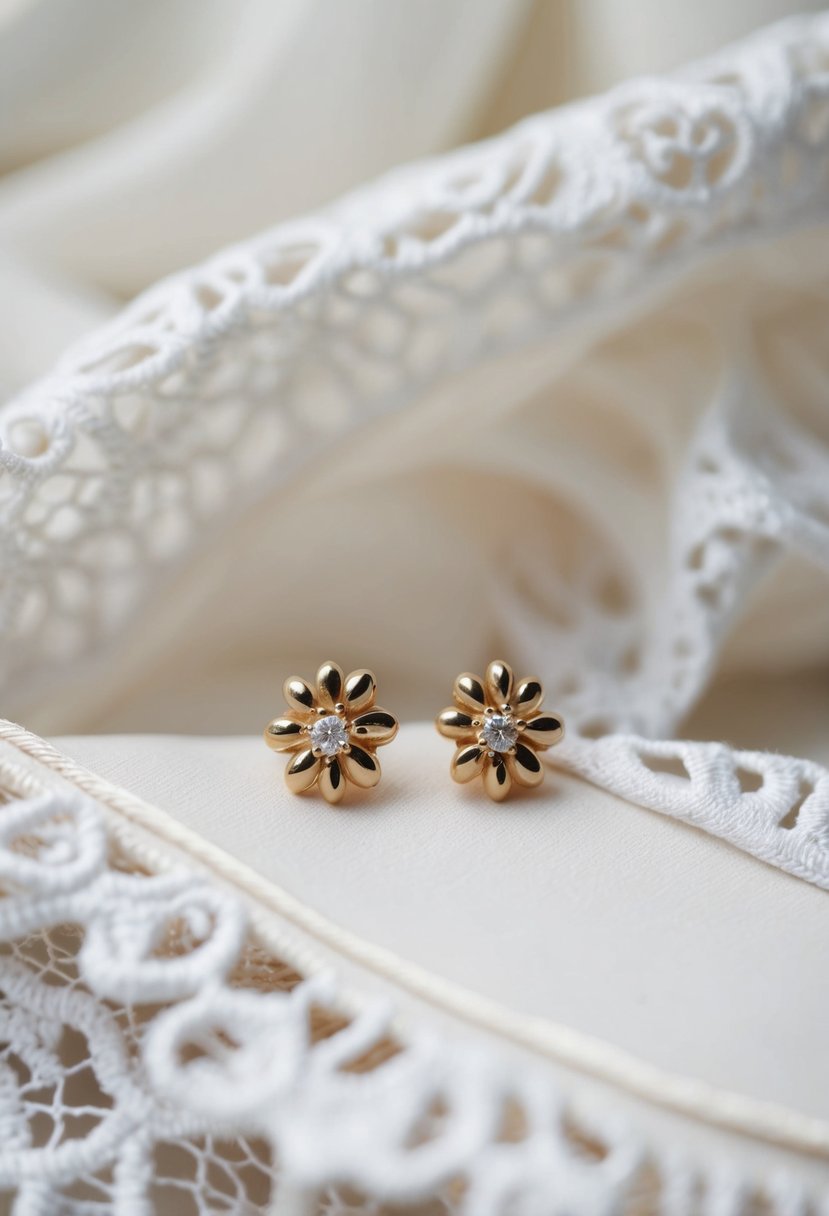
1,11 -> 829,1213
1,15 -> 828,734
1,721 -> 828,1216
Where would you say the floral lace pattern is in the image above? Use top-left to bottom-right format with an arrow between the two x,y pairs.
0,743 -> 825,1215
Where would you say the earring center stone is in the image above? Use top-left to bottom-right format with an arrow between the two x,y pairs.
482,713 -> 518,752
310,714 -> 348,756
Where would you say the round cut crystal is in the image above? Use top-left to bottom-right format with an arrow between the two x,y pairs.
482,713 -> 518,753
310,714 -> 348,756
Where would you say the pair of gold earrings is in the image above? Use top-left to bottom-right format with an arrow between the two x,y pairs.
263,660 -> 564,804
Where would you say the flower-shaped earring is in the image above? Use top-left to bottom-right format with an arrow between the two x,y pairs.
264,662 -> 398,804
436,660 -> 563,801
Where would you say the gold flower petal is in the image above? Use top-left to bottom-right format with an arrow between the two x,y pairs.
345,669 -> 377,713
450,743 -> 485,783
523,715 -> 565,750
436,708 -> 477,740
454,673 -> 486,713
342,744 -> 381,788
350,709 -> 398,747
486,660 -> 514,707
507,742 -> 544,788
317,661 -> 344,709
514,677 -> 544,717
264,717 -> 306,752
285,749 -> 321,794
283,676 -> 316,714
319,758 -> 347,804
483,755 -> 512,801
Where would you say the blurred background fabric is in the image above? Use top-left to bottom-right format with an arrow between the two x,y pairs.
1,0 -> 828,739
0,0 -> 823,386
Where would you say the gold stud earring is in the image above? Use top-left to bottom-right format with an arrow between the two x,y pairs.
264,662 -> 399,804
436,660 -> 564,801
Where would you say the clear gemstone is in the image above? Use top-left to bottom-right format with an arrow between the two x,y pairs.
482,713 -> 518,753
310,714 -> 348,756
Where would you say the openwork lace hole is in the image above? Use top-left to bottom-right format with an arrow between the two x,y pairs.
7,418 -> 50,458
779,780 -> 814,830
736,767 -> 764,794
529,162 -> 563,207
407,211 -> 460,244
640,752 -> 690,780
262,243 -> 320,288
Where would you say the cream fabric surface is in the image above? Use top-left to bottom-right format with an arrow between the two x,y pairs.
4,720 -> 828,1213
58,665 -> 829,1133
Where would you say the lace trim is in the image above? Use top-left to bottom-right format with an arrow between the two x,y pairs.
0,725 -> 826,1215
558,733 -> 829,891
1,15 -> 829,743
